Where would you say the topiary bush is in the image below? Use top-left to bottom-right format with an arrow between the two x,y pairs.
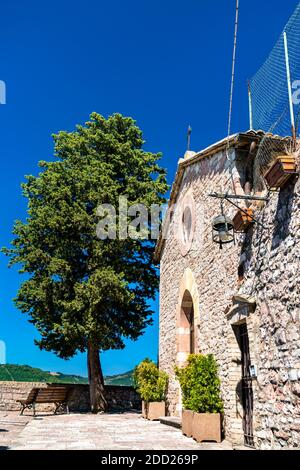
175,354 -> 223,414
134,358 -> 168,403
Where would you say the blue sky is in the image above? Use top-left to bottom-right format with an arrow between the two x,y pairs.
0,0 -> 298,377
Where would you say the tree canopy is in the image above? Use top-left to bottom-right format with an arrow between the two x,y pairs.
3,113 -> 168,365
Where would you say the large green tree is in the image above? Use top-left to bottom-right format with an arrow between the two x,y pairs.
3,113 -> 168,412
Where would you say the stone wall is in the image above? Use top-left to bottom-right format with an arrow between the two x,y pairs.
158,142 -> 300,449
237,178 -> 300,449
0,381 -> 141,413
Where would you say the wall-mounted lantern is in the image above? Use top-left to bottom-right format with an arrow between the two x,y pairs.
212,214 -> 235,249
209,192 -> 269,249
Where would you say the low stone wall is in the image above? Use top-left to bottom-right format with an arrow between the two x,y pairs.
0,381 -> 141,413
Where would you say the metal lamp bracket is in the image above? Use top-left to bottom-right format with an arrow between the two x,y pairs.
209,192 -> 269,229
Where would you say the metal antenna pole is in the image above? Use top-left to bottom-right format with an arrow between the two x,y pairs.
283,31 -> 296,146
227,0 -> 240,143
248,80 -> 253,130
226,0 -> 240,196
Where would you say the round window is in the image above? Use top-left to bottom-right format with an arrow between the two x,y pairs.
178,192 -> 195,257
182,206 -> 192,244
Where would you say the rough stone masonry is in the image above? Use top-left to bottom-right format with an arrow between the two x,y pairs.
156,130 -> 300,449
0,381 -> 141,413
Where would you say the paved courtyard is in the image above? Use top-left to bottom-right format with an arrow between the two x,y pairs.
0,412 -> 32,450
0,411 -> 233,450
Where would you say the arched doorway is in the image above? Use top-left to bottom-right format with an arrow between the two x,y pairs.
178,290 -> 195,356
176,268 -> 199,368
175,269 -> 199,416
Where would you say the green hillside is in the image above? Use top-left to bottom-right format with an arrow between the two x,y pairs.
104,370 -> 134,386
0,364 -> 88,384
0,364 -> 133,386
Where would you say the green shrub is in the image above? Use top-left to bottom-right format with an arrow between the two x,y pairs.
134,358 -> 168,403
175,354 -> 223,414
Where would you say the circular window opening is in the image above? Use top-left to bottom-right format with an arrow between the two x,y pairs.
182,206 -> 192,244
178,192 -> 196,257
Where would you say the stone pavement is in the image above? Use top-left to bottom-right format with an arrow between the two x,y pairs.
1,411 -> 233,450
0,411 -> 33,450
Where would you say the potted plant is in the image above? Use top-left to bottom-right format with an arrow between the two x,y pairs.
134,359 -> 168,421
264,154 -> 298,190
175,354 -> 223,443
233,208 -> 254,232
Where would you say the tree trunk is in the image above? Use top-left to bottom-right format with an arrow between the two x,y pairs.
87,341 -> 107,413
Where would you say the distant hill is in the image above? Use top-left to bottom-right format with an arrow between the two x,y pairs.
104,370 -> 134,386
0,364 -> 88,384
0,363 -> 134,386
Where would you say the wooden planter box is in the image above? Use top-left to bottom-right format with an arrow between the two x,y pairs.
264,155 -> 298,190
182,410 -> 194,438
142,401 -> 165,421
192,413 -> 221,443
233,208 -> 254,232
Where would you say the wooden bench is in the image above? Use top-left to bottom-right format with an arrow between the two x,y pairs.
17,386 -> 70,417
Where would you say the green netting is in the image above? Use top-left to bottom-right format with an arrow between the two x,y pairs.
249,3 -> 300,190
250,2 -> 300,136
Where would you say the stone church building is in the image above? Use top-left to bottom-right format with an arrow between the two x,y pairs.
155,130 -> 300,449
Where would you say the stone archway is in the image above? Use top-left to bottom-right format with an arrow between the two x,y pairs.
175,268 -> 200,416
176,268 -> 200,367
178,290 -> 195,358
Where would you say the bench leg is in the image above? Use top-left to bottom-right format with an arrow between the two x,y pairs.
32,402 -> 36,418
54,403 -> 63,415
20,404 -> 25,416
54,402 -> 69,415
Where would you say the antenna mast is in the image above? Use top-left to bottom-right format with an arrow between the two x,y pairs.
227,0 -> 240,143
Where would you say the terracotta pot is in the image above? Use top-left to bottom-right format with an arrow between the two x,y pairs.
182,410 -> 194,437
142,401 -> 147,419
264,155 -> 297,190
233,209 -> 254,232
192,413 -> 221,443
142,401 -> 166,420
